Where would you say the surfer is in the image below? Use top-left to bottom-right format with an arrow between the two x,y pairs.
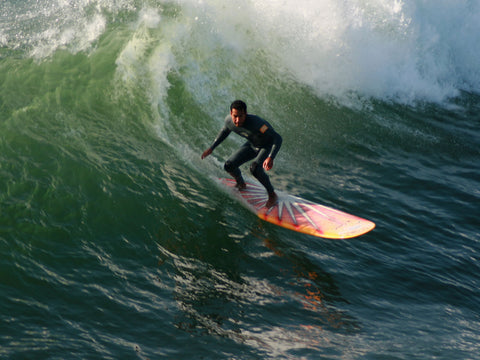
202,100 -> 282,208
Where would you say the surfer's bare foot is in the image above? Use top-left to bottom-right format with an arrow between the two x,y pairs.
236,181 -> 246,190
265,192 -> 278,208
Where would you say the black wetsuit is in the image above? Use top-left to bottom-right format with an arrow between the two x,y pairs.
210,114 -> 282,194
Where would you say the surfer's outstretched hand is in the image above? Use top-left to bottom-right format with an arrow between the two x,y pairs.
201,148 -> 213,159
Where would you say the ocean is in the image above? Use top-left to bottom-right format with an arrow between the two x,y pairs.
1,0 -> 479,359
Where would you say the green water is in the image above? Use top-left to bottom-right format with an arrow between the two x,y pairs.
1,1 -> 480,359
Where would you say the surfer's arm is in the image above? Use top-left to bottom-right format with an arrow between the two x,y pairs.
201,125 -> 231,159
268,131 -> 282,160
262,132 -> 282,170
211,123 -> 231,150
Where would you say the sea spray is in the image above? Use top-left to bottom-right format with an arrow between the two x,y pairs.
171,0 -> 480,105
4,0 -> 479,105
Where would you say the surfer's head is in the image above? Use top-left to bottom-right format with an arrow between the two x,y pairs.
230,100 -> 247,127
230,100 -> 247,113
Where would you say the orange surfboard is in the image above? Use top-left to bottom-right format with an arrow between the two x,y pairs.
220,178 -> 375,239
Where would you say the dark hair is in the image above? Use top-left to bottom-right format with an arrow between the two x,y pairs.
230,100 -> 247,113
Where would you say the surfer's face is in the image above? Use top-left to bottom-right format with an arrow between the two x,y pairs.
231,108 -> 246,127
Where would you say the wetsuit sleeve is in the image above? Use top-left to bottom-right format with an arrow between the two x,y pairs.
210,125 -> 231,150
268,131 -> 282,159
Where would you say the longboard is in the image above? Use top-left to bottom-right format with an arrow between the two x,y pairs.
220,178 -> 375,239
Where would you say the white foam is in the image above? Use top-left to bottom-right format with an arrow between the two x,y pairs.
137,7 -> 162,29
2,0 -> 131,58
7,0 -> 478,104
114,7 -> 182,145
252,0 -> 480,104
174,0 -> 480,105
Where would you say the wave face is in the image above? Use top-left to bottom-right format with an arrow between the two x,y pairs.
1,1 -> 479,359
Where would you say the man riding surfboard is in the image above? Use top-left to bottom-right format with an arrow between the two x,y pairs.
201,100 -> 282,208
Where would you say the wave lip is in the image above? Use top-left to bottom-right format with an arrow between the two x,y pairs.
247,0 -> 480,104
3,0 -> 479,105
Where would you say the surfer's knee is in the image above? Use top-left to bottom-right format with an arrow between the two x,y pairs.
224,161 -> 235,173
